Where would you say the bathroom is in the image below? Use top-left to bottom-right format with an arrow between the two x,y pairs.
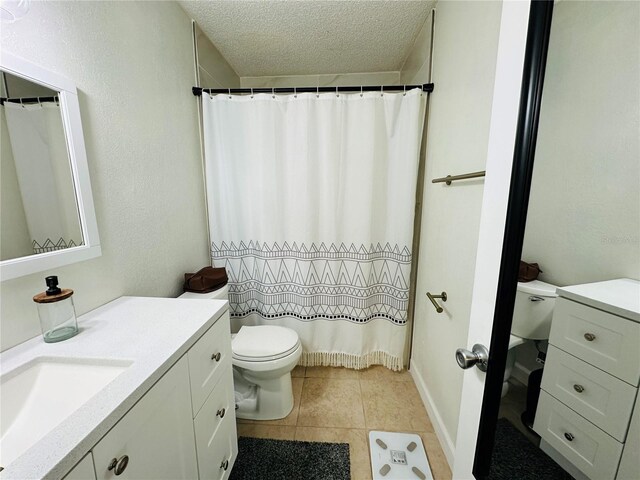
0,1 -> 638,479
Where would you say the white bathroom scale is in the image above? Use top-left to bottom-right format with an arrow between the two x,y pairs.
369,431 -> 433,480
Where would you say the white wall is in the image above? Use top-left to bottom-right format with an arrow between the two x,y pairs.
194,22 -> 240,89
521,0 -> 640,288
0,1 -> 210,351
400,10 -> 433,85
514,0 -> 640,378
410,0 -> 503,464
240,72 -> 400,89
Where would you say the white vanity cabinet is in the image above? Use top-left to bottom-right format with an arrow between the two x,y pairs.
64,308 -> 236,480
63,453 -> 97,480
92,357 -> 199,479
534,279 -> 640,480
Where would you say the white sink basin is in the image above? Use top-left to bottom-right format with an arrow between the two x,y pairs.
0,357 -> 131,468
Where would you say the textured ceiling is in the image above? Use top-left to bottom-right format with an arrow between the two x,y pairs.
179,1 -> 434,77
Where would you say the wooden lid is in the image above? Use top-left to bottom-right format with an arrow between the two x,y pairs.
33,288 -> 74,303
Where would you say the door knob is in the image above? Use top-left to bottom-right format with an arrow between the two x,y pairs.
455,344 -> 489,372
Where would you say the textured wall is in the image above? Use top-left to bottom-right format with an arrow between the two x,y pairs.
515,1 -> 640,378
240,72 -> 400,89
522,1 -> 640,287
0,1 -> 210,351
410,0 -> 503,459
400,10 -> 433,85
194,22 -> 240,89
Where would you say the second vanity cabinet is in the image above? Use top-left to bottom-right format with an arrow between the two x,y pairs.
65,309 -> 236,480
534,279 -> 640,480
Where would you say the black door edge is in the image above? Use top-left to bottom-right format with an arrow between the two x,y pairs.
472,0 -> 555,478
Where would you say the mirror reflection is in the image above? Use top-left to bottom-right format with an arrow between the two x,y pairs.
0,71 -> 83,261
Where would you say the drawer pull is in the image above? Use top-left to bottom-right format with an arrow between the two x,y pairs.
220,459 -> 229,471
583,332 -> 596,342
564,432 -> 575,442
107,455 -> 129,476
211,352 -> 221,362
217,407 -> 226,418
573,384 -> 585,393
529,295 -> 545,302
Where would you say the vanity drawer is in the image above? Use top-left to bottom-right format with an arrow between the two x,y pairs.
194,369 -> 237,480
534,391 -> 623,480
188,311 -> 232,417
549,298 -> 640,385
541,345 -> 637,441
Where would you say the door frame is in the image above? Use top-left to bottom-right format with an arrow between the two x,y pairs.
473,0 -> 554,477
452,0 -> 555,477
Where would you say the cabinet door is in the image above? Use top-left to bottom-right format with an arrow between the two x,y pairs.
63,453 -> 97,480
93,357 -> 198,480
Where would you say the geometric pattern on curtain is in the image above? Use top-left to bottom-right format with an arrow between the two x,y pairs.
212,241 -> 411,325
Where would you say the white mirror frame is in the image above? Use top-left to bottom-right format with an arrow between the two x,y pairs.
0,52 -> 101,281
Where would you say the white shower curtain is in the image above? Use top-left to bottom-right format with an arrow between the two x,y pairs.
3,102 -> 81,253
202,89 -> 426,370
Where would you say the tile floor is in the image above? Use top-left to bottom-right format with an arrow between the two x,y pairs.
236,365 -> 452,480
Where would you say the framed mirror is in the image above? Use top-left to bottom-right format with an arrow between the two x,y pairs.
0,52 -> 100,281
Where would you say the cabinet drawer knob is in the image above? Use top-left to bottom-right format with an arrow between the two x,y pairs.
217,408 -> 226,418
220,459 -> 229,470
573,384 -> 585,393
107,455 -> 129,476
583,333 -> 596,342
211,352 -> 221,361
564,432 -> 575,442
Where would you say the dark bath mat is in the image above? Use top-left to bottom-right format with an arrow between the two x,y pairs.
230,436 -> 351,480
488,418 -> 574,480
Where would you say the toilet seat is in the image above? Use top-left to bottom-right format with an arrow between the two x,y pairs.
232,325 -> 300,362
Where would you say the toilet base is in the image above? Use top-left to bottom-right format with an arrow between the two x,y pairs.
233,368 -> 295,421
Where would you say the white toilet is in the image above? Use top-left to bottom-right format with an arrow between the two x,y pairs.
503,279 -> 558,397
179,285 -> 302,420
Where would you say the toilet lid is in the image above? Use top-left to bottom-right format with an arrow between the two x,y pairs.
232,325 -> 300,361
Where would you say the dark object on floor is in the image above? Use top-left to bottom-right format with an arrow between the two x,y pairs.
488,419 -> 574,480
522,368 -> 544,433
230,436 -> 351,480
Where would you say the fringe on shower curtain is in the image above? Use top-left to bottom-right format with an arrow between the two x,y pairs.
300,351 -> 403,372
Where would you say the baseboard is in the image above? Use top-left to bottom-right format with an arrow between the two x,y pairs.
512,361 -> 532,386
409,362 -> 455,469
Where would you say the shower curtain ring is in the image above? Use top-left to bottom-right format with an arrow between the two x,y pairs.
251,88 -> 254,99
294,87 -> 297,98
336,86 -> 339,98
403,85 -> 406,96
360,86 -> 363,97
381,85 -> 384,97
272,87 -> 275,99
20,98 -> 24,108
228,88 -> 232,99
316,86 -> 319,98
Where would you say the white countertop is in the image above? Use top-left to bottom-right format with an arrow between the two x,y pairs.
0,296 -> 228,480
556,278 -> 640,322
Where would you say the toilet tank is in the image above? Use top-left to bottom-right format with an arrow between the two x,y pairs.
511,280 -> 558,340
178,284 -> 229,300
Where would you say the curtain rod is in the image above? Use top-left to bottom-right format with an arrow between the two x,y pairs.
0,96 -> 58,105
192,83 -> 434,96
